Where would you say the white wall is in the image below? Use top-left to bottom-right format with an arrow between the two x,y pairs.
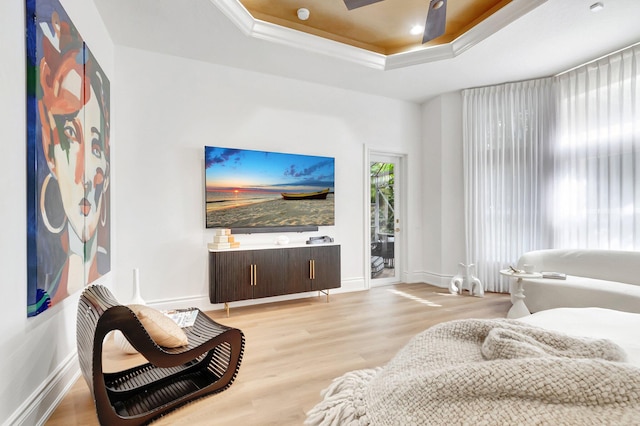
421,93 -> 465,286
439,93 -> 465,274
422,97 -> 442,283
112,46 -> 423,308
0,1 -> 114,425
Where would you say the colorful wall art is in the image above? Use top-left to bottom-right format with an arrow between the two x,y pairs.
26,0 -> 111,316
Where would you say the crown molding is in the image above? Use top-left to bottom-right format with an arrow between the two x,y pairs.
211,0 -> 548,71
213,0 -> 255,35
252,19 -> 387,69
453,0 -> 549,58
212,0 -> 387,69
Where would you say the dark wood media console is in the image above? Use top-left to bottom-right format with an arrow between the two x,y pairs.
209,244 -> 341,307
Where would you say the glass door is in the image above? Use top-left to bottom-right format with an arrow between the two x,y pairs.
369,153 -> 400,286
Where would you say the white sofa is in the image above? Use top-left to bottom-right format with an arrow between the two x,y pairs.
515,249 -> 640,314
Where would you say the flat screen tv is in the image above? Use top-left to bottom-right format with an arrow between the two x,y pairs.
205,146 -> 335,233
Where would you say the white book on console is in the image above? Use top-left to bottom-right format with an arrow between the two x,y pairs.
208,242 -> 231,250
212,228 -> 231,236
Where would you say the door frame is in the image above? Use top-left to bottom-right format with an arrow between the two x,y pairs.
364,148 -> 406,288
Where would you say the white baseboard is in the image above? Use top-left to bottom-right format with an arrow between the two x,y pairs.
7,352 -> 81,426
412,270 -> 451,289
149,277 -> 367,313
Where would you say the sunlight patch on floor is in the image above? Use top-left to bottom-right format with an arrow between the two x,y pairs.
387,289 -> 442,307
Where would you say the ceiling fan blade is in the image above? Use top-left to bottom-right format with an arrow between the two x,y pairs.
343,0 -> 385,10
423,0 -> 447,43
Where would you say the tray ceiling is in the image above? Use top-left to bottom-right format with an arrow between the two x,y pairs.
213,0 -> 545,69
239,0 -> 512,55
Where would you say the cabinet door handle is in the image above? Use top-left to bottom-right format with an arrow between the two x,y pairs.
250,264 -> 255,286
309,260 -> 313,279
254,264 -> 257,286
312,260 -> 316,280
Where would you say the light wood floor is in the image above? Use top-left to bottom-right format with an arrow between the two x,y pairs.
45,283 -> 510,426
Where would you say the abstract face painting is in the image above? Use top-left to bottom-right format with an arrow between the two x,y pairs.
26,0 -> 111,316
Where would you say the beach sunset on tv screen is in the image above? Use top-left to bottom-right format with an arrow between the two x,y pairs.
204,146 -> 335,230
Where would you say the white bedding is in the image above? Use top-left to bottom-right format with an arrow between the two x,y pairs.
518,307 -> 640,367
306,316 -> 640,425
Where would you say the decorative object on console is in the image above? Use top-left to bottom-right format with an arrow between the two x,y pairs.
307,236 -> 334,244
208,228 -> 239,250
449,263 -> 484,297
275,235 -> 290,245
204,146 -> 335,233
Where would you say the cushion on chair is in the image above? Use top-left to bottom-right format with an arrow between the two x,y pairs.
128,304 -> 188,347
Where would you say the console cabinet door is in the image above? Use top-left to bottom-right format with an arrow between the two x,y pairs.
284,248 -> 314,294
310,245 -> 341,291
251,249 -> 285,299
284,245 -> 341,293
210,250 -> 253,303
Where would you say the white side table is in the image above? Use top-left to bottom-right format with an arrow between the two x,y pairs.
499,269 -> 542,319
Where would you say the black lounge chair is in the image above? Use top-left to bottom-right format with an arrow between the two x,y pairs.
76,284 -> 244,425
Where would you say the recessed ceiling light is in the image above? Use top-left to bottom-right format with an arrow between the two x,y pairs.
590,2 -> 604,12
410,25 -> 424,36
297,8 -> 310,21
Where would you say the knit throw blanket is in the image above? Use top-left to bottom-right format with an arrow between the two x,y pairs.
305,319 -> 640,425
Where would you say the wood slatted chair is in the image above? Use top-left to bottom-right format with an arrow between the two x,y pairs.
76,284 -> 245,425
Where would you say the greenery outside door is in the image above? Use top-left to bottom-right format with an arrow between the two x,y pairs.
370,153 -> 400,285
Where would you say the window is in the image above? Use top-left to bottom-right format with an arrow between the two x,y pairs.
463,44 -> 640,291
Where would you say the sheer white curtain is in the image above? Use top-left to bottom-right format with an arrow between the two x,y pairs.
553,45 -> 640,249
463,79 -> 554,292
462,44 -> 640,292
